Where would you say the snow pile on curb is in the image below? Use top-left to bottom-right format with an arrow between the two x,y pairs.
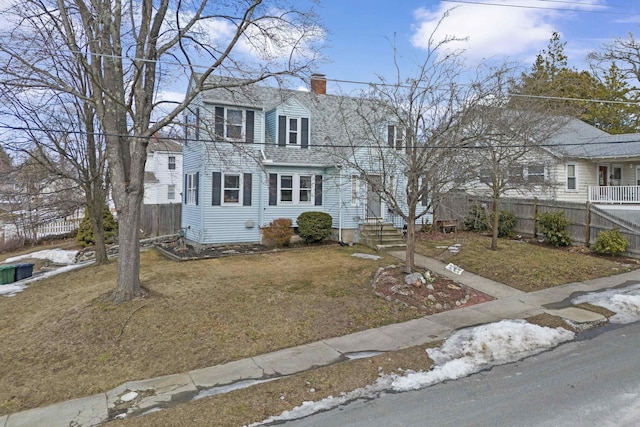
572,283 -> 640,324
250,319 -> 574,425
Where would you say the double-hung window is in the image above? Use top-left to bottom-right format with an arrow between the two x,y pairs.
280,175 -> 294,202
299,175 -> 312,202
185,173 -> 198,205
279,174 -> 313,204
223,174 -> 241,204
387,125 -> 403,150
168,156 -> 176,170
566,163 -> 577,191
226,109 -> 243,139
167,184 -> 176,200
288,118 -> 299,145
527,165 -> 545,183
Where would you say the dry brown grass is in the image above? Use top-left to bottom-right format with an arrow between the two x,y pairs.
416,233 -> 639,292
0,244 -> 419,415
0,234 -> 633,423
113,345 -> 437,427
112,313 -> 575,427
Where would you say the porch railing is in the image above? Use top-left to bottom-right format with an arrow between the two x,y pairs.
588,186 -> 640,204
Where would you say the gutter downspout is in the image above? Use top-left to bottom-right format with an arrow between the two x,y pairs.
336,164 -> 345,245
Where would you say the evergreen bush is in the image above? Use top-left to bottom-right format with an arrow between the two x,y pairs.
76,206 -> 118,247
592,228 -> 629,256
536,211 -> 572,247
464,204 -> 488,233
297,211 -> 333,243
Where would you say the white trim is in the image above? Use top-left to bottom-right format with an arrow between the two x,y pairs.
186,173 -> 197,205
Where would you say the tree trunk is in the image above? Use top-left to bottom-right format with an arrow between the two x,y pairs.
110,197 -> 143,303
491,196 -> 500,250
90,210 -> 108,265
404,207 -> 417,273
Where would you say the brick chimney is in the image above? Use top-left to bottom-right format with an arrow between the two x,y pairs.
310,73 -> 326,95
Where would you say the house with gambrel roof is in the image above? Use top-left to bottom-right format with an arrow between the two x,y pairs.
180,74 -> 419,246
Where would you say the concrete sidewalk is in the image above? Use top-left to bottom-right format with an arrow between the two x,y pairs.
2,253 -> 638,427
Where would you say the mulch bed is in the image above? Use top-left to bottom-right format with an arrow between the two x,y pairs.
372,265 -> 495,314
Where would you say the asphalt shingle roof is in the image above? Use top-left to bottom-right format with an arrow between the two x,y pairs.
199,75 -> 383,166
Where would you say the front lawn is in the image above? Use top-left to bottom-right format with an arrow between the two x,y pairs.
416,232 -> 638,292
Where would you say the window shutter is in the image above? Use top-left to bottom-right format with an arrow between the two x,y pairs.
421,178 -> 428,207
269,173 -> 277,205
243,173 -> 252,206
183,174 -> 187,204
314,175 -> 323,206
212,172 -> 221,206
246,110 -> 254,144
195,107 -> 200,141
215,107 -> 224,139
301,117 -> 309,149
195,172 -> 199,205
278,115 -> 286,147
387,125 -> 394,148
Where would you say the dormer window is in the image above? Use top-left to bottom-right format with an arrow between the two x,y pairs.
288,118 -> 299,145
214,107 -> 255,143
226,109 -> 243,139
278,115 -> 309,148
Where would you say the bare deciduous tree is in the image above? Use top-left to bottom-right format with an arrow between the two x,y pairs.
463,71 -> 568,250
0,0 -> 323,302
330,23 -> 482,273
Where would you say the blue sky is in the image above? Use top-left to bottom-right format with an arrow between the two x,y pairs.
312,0 -> 640,92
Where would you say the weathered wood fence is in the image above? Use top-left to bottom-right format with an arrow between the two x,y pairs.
438,193 -> 640,256
140,204 -> 182,237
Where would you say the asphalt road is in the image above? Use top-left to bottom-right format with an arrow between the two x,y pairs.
283,322 -> 640,427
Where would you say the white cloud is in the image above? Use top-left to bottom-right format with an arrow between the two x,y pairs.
410,0 -> 605,64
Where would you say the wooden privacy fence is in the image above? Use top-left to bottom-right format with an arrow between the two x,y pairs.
140,203 -> 181,237
438,193 -> 640,256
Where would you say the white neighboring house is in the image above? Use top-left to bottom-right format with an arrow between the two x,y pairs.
144,137 -> 183,205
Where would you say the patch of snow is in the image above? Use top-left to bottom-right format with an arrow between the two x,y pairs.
572,283 -> 640,324
391,319 -> 574,391
0,283 -> 27,297
351,253 -> 381,260
248,320 -> 574,425
4,249 -> 79,265
120,391 -> 138,402
1,263 -> 91,297
194,378 -> 278,400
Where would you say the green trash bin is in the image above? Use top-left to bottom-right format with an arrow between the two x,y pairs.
0,265 -> 17,285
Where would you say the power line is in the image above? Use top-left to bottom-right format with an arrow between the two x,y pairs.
442,0 -> 630,15
2,123 -> 639,151
325,78 -> 640,106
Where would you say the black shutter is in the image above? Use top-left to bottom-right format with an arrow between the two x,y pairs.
215,107 -> 224,139
246,110 -> 254,144
314,175 -> 322,206
269,173 -> 277,205
195,107 -> 200,141
421,178 -> 428,207
387,125 -> 394,148
243,173 -> 252,206
183,174 -> 187,204
212,172 -> 221,206
278,115 -> 286,147
195,172 -> 199,206
301,117 -> 309,149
